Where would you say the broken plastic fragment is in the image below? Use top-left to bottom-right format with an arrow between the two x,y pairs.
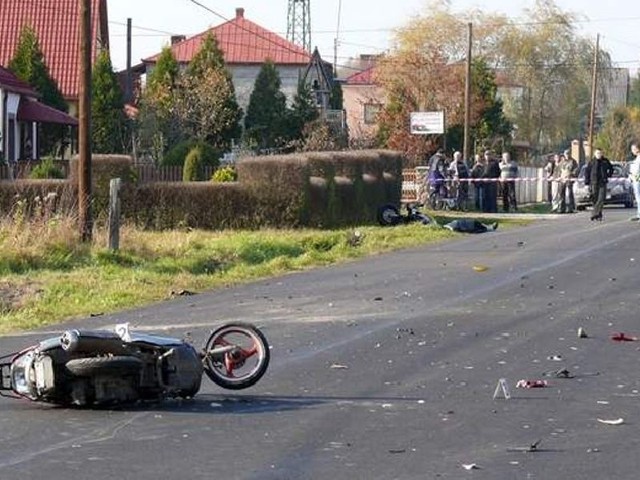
462,463 -> 479,470
611,332 -> 637,342
472,265 -> 489,272
330,363 -> 349,369
597,418 -> 624,425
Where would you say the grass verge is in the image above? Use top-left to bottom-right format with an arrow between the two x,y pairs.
0,214 -> 520,334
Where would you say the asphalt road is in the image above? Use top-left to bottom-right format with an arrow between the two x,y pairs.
2,207 -> 640,479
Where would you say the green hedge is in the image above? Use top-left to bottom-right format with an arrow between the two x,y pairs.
1,150 -> 405,230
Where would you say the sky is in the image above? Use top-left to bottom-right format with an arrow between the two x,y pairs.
106,0 -> 640,74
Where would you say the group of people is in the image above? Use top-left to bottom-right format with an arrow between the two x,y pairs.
545,144 -> 640,222
544,149 -> 580,214
425,149 -> 520,213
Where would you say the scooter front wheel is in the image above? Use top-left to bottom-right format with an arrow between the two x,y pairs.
203,322 -> 270,390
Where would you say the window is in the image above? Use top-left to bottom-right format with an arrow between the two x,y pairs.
363,103 -> 381,125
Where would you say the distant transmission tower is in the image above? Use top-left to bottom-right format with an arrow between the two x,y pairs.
287,0 -> 311,52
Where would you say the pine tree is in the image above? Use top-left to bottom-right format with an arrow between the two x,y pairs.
9,25 -> 68,156
244,60 -> 288,149
138,46 -> 182,161
287,80 -> 319,142
91,50 -> 126,153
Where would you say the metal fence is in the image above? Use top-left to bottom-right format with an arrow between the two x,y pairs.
0,162 -> 217,183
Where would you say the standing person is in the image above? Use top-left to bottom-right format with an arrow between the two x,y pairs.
499,151 -> 519,212
449,151 -> 470,210
584,148 -> 614,221
482,150 -> 500,213
559,150 -> 579,213
470,153 -> 485,211
549,153 -> 563,213
629,143 -> 640,221
544,154 -> 555,203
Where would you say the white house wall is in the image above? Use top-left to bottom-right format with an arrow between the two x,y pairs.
6,92 -> 20,162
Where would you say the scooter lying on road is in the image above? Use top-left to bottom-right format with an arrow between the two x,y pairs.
377,203 -> 436,226
0,322 -> 269,406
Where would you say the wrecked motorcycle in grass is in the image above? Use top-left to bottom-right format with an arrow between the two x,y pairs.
377,203 -> 435,226
0,322 -> 269,407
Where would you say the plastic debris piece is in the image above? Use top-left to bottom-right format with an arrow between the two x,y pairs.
597,418 -> 624,425
507,439 -> 542,453
516,379 -> 548,389
547,355 -> 563,361
611,332 -> 637,342
462,463 -> 480,470
578,327 -> 588,338
330,364 -> 349,369
472,265 -> 489,272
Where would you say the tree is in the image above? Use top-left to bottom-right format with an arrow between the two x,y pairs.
9,25 -> 68,156
629,74 -> 640,108
288,80 -> 319,143
137,46 -> 182,162
91,50 -> 126,153
244,60 -> 288,149
595,106 -> 640,161
174,33 -> 242,151
373,0 -> 611,161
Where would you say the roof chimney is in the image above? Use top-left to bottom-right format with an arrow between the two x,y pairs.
236,7 -> 244,19
170,35 -> 186,45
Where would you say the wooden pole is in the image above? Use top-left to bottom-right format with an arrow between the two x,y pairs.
108,178 -> 122,250
125,18 -> 132,103
463,22 -> 472,162
78,0 -> 93,242
587,34 -> 600,161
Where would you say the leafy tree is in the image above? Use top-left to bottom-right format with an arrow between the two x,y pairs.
8,25 -> 68,156
244,60 -> 288,149
91,50 -> 126,153
175,33 -> 242,150
595,106 -> 640,161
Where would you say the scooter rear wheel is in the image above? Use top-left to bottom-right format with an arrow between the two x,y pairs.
203,322 -> 270,390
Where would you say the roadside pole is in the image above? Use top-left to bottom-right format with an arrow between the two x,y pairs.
463,22 -> 472,162
78,0 -> 93,242
587,34 -> 599,162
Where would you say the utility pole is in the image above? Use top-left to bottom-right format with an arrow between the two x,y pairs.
125,18 -> 132,103
587,34 -> 600,162
463,22 -> 472,162
78,0 -> 93,242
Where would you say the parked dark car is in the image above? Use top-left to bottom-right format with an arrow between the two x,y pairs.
574,162 -> 635,210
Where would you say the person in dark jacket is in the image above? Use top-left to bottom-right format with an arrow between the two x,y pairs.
584,148 -> 614,221
482,150 -> 501,213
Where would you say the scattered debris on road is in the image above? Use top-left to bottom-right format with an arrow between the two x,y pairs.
507,439 -> 542,453
330,363 -> 349,370
597,418 -> 625,426
611,332 -> 637,342
472,265 -> 489,272
516,379 -> 548,388
462,463 -> 480,470
578,327 -> 588,338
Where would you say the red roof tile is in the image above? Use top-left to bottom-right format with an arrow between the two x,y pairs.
145,8 -> 310,66
0,65 -> 38,96
0,0 -> 108,102
345,66 -> 376,85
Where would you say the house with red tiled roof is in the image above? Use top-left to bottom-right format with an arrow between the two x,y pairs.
0,0 -> 109,116
342,62 -> 385,142
0,65 -> 78,167
140,7 -> 330,113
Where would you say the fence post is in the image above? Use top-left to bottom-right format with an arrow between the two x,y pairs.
108,178 -> 122,250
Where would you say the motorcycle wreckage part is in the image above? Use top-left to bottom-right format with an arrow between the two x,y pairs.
65,356 -> 143,377
203,322 -> 270,390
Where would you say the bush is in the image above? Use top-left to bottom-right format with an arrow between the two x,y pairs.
29,157 -> 65,179
183,147 -> 204,181
163,139 -> 220,168
211,166 -> 237,182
